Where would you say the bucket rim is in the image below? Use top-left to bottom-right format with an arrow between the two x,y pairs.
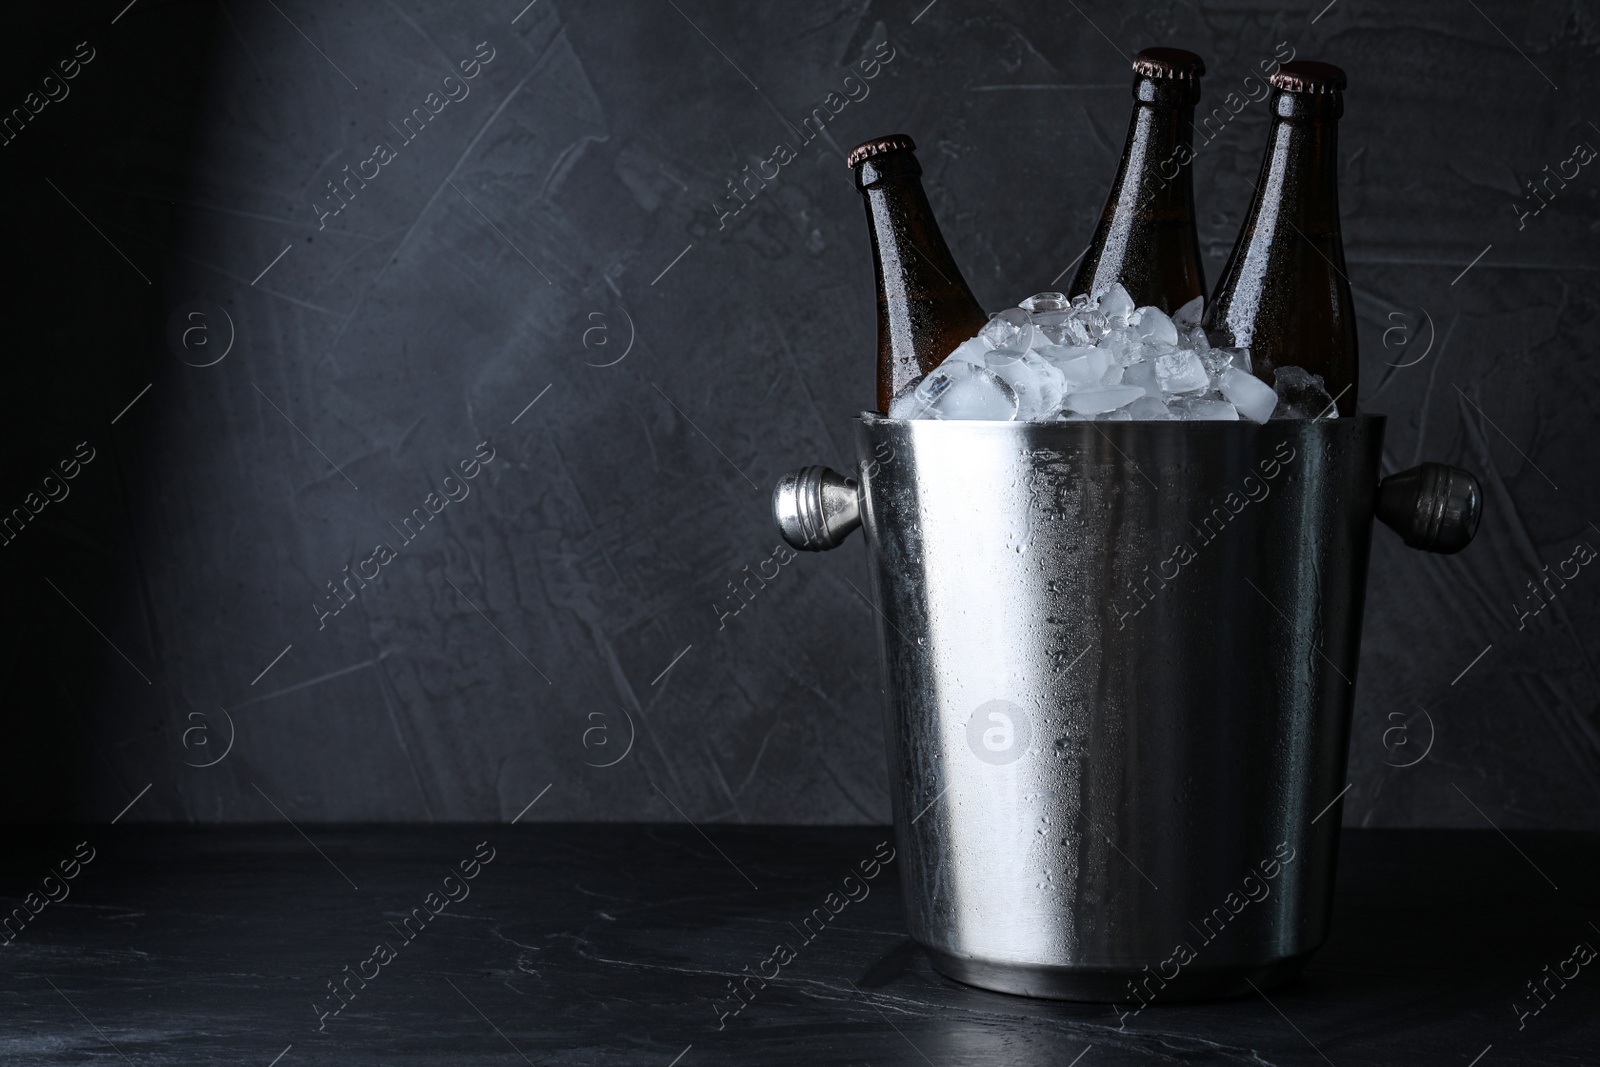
855,411 -> 1385,433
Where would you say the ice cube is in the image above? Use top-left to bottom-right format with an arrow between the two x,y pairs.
986,351 -> 1065,420
914,361 -> 1020,421
1096,283 -> 1136,325
1172,295 -> 1203,329
1034,362 -> 1067,414
993,306 -> 1031,327
1095,333 -> 1130,369
1063,385 -> 1145,415
983,342 -> 1025,368
999,324 -> 1035,354
1169,397 -> 1239,421
1131,306 -> 1179,346
897,283 -> 1331,425
1052,349 -> 1114,390
945,336 -> 990,367
1035,344 -> 1097,365
1155,349 -> 1210,393
1218,366 -> 1278,423
1019,292 -> 1070,313
1030,309 -> 1073,346
1217,346 -> 1251,374
1271,365 -> 1337,419
1097,326 -> 1144,365
1121,361 -> 1159,397
1034,323 -> 1064,346
1130,339 -> 1178,367
980,308 -> 1035,354
889,376 -> 930,419
1061,308 -> 1106,346
1127,394 -> 1174,420
1199,348 -> 1232,381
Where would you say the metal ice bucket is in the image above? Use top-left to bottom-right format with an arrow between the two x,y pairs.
773,414 -> 1479,1002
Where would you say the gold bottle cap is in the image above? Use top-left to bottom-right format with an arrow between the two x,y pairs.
847,134 -> 917,170
1132,47 -> 1206,80
1270,60 -> 1347,93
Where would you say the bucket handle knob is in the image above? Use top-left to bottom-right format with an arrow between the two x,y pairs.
773,466 -> 861,551
1376,462 -> 1482,554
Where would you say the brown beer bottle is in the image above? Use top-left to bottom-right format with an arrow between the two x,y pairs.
1204,61 -> 1356,416
1069,47 -> 1206,314
850,135 -> 989,413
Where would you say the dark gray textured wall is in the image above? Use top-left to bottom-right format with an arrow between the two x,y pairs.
2,0 -> 1595,826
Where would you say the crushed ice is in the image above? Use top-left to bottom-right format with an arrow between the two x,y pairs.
889,285 -> 1337,423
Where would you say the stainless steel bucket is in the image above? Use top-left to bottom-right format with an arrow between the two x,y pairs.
773,414 -> 1479,1004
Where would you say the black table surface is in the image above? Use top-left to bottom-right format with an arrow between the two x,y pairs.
2,826 -> 1595,1066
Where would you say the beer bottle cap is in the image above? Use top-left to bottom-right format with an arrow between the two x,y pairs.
847,134 -> 916,169
1132,47 -> 1205,80
1270,60 -> 1347,93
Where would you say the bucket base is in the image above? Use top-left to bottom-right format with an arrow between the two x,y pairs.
924,945 -> 1315,1003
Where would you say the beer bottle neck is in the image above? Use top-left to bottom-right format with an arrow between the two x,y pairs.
860,156 -> 980,316
1205,85 -> 1355,416
856,152 -> 987,409
1248,91 -> 1343,238
1118,76 -> 1201,215
1070,74 -> 1205,312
